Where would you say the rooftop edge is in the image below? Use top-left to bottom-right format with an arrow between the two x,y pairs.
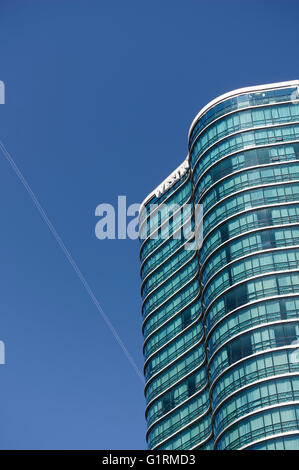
139,80 -> 299,218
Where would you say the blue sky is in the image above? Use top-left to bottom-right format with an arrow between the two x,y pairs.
0,0 -> 298,450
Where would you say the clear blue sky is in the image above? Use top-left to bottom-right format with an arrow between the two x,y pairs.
0,0 -> 298,450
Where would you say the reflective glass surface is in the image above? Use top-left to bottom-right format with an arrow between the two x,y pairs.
140,84 -> 299,449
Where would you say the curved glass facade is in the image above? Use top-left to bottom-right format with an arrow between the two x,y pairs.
139,80 -> 299,450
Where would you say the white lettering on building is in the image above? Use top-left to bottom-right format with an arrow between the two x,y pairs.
154,160 -> 189,198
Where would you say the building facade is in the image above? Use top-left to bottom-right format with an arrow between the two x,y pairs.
139,80 -> 299,450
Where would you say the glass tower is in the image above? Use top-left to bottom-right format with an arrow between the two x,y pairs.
139,80 -> 299,450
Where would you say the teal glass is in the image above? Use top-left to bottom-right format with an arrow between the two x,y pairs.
140,83 -> 299,449
189,87 -> 299,149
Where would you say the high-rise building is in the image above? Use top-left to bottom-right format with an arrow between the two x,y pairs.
139,80 -> 299,450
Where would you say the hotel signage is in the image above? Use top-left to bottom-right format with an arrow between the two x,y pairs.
154,160 -> 189,198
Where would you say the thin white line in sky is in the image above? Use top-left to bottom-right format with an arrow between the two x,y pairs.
0,139 -> 144,384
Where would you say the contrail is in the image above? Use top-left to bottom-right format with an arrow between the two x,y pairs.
0,139 -> 144,383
